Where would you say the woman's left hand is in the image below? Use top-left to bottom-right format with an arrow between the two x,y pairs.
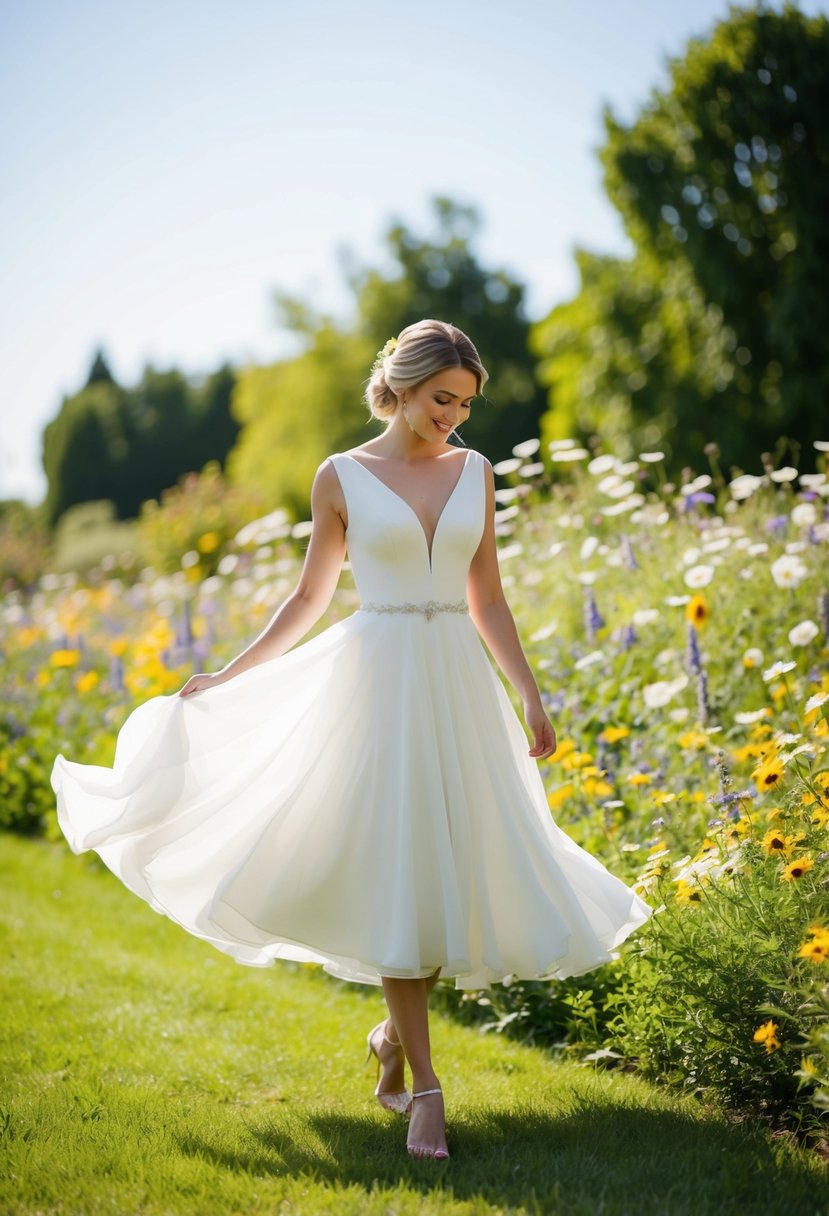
524,699 -> 557,760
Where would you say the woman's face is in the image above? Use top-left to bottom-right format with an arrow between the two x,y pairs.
401,366 -> 479,443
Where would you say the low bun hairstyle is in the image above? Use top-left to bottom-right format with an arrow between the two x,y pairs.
364,319 -> 489,422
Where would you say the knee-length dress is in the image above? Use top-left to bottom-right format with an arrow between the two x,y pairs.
51,447 -> 652,989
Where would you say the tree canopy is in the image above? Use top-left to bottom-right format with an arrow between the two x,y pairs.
228,197 -> 547,516
533,3 -> 829,473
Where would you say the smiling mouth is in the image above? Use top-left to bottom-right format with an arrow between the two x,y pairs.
434,420 -> 453,433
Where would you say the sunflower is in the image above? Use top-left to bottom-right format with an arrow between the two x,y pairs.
781,857 -> 814,882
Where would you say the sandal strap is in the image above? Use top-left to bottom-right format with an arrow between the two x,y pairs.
412,1087 -> 442,1098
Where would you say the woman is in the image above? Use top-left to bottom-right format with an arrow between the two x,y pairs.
52,319 -> 652,1163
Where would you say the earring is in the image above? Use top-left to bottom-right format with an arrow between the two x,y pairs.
402,399 -> 415,433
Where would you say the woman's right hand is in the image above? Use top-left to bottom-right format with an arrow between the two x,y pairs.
178,671 -> 233,698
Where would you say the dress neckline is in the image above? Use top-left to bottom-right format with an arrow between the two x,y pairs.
340,449 -> 474,572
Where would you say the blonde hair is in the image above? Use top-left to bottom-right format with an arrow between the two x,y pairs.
364,319 -> 489,422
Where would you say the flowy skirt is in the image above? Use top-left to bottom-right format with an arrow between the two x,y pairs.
51,610 -> 652,989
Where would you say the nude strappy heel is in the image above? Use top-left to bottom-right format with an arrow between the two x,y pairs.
407,1087 -> 450,1160
364,1021 -> 412,1116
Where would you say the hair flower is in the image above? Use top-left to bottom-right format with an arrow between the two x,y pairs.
372,335 -> 398,371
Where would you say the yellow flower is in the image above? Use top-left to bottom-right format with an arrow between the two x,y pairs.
752,757 -> 785,790
678,730 -> 709,750
547,783 -> 575,810
800,926 -> 829,963
74,671 -> 100,694
560,750 -> 595,771
627,772 -> 654,786
781,857 -> 814,882
583,777 -> 614,798
599,726 -> 630,743
651,790 -> 678,805
685,594 -> 709,626
816,771 -> 829,792
675,880 -> 703,905
108,637 -> 129,657
753,1020 -> 781,1053
811,805 -> 829,828
550,739 -> 577,763
762,828 -> 791,854
50,649 -> 80,668
197,531 -> 221,554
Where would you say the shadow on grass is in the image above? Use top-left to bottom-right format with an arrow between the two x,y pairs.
175,1088 -> 827,1215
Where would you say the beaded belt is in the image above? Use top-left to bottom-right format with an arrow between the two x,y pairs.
360,598 -> 469,622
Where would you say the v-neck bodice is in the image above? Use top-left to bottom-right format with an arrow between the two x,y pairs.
329,448 -> 486,604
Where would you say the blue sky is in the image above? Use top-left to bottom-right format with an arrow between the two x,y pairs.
2,0 -> 826,504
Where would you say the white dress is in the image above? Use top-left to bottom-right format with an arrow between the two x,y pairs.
51,448 -> 652,989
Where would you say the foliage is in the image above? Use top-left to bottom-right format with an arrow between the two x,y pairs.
42,355 -> 241,529
534,4 -> 829,476
47,499 -> 142,579
5,427 -> 829,1136
136,460 -> 268,580
229,197 -> 547,519
0,498 -> 53,593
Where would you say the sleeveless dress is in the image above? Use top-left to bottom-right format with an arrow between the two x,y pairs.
51,447 -> 652,990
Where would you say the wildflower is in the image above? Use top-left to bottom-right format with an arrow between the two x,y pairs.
74,671 -> 100,694
770,554 -> 808,588
789,620 -> 819,647
752,757 -> 784,790
627,772 -> 655,786
550,739 -> 577,763
781,857 -> 814,881
643,674 -> 689,709
730,473 -> 763,501
762,660 -> 796,683
770,466 -> 798,482
582,586 -> 605,642
599,725 -> 630,743
679,730 -> 709,750
742,648 -> 764,669
753,1020 -> 782,1053
686,594 -> 709,626
805,691 -> 829,715
50,649 -> 80,668
675,880 -> 703,905
797,927 -> 829,963
547,783 -> 575,809
762,828 -> 790,854
196,531 -> 221,555
684,565 -> 715,589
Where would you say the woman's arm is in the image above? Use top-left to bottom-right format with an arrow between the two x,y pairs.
179,459 -> 346,694
466,458 -> 557,759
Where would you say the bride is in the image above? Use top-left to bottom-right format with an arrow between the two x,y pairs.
53,319 -> 652,1163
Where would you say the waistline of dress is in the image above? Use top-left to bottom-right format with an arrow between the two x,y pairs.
358,598 -> 469,622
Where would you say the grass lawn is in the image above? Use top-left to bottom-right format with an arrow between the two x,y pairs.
1,834 -> 827,1216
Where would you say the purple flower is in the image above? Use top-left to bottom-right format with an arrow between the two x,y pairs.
764,514 -> 789,535
583,587 -> 604,642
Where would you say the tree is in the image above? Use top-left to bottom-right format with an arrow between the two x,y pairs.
534,4 -> 829,473
43,353 -> 243,527
229,197 -> 547,518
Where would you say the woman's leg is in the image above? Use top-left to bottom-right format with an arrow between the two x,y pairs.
381,968 -> 447,1154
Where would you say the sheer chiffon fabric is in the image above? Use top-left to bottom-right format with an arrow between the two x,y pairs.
51,448 -> 652,989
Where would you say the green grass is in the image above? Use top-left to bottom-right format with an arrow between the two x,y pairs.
1,835 -> 827,1216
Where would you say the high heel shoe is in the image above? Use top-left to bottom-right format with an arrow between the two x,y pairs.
407,1088 -> 450,1160
364,1021 -> 412,1116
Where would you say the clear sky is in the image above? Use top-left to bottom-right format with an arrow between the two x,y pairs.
2,0 -> 825,505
